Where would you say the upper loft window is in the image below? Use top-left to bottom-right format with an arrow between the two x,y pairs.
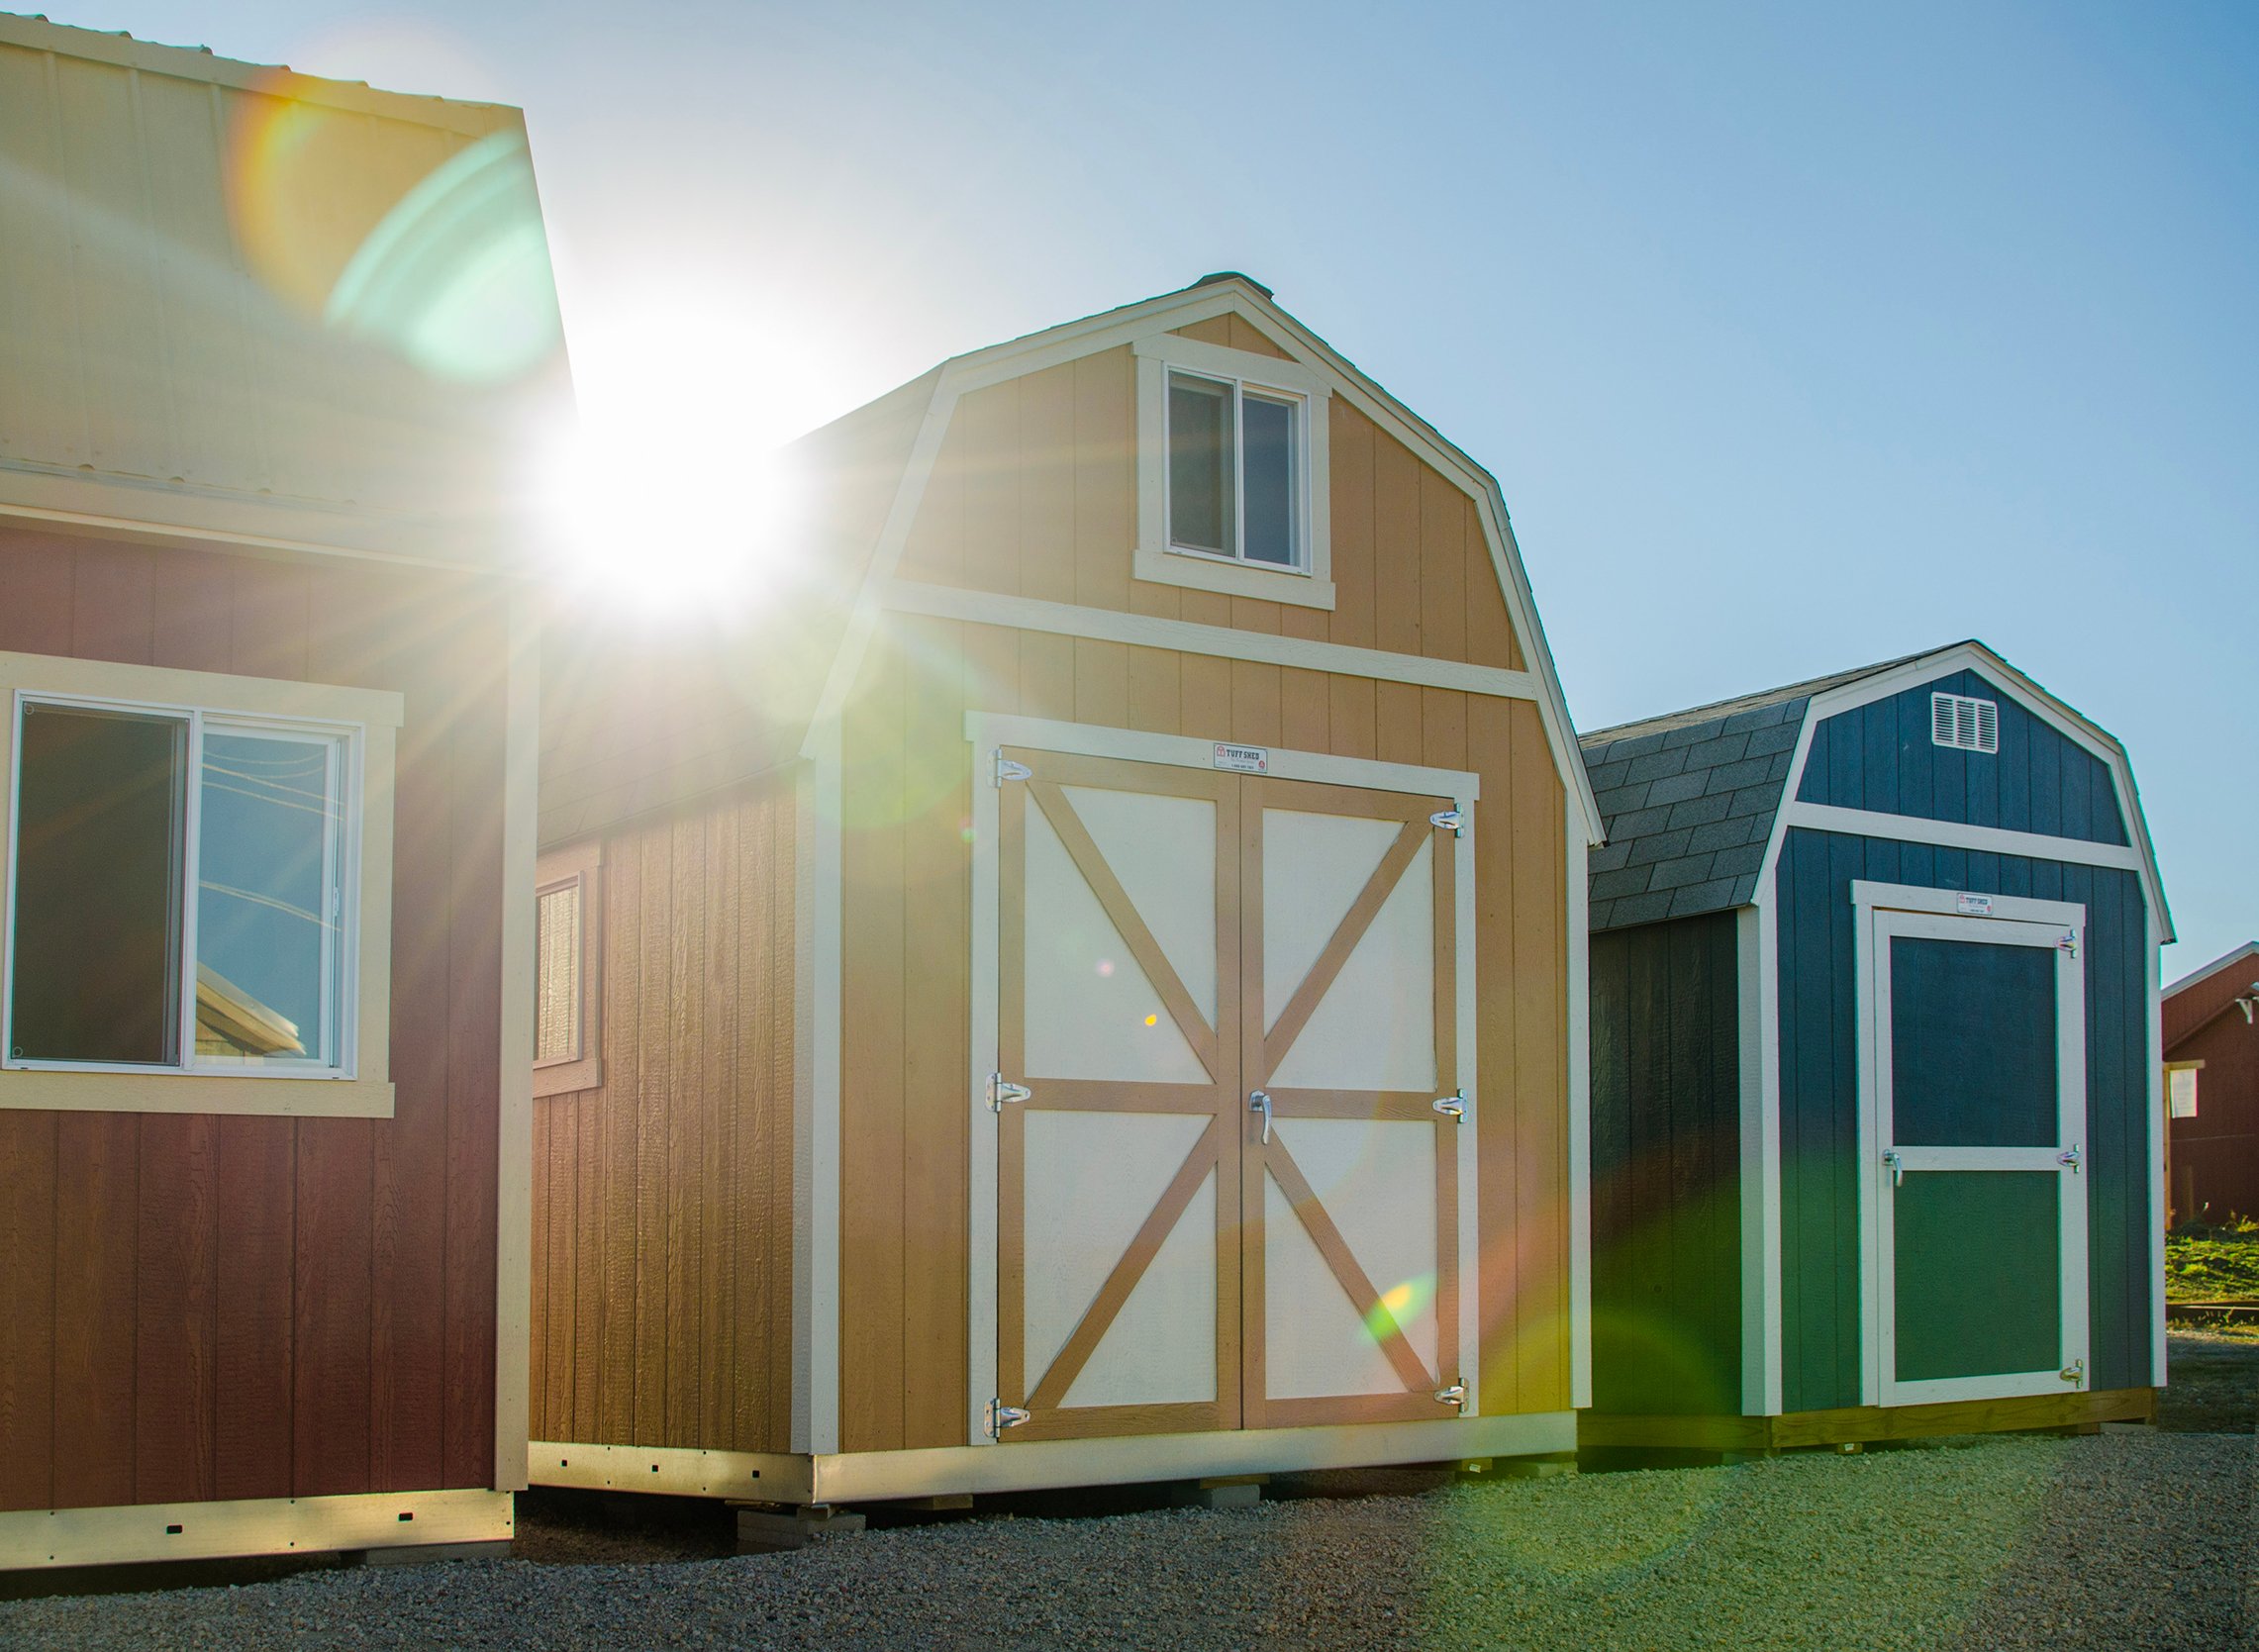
6,697 -> 355,1074
1931,692 -> 2000,754
1167,371 -> 1303,569
1134,332 -> 1334,610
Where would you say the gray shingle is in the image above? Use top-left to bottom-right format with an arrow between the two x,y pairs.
1649,854 -> 1719,892
1729,872 -> 1763,905
1643,770 -> 1710,809
1687,816 -> 1755,854
1676,732 -> 1751,770
1608,891 -> 1676,927
1624,747 -> 1691,784
1588,898 -> 1618,928
1589,838 -> 1633,874
1661,718 -> 1726,750
1742,723 -> 1800,758
1722,698 -> 1803,735
1607,731 -> 1669,761
1703,755 -> 1780,794
1668,878 -> 1744,917
1710,842 -> 1765,878
1609,804 -> 1677,839
1669,793 -> 1734,831
1593,782 -> 1651,819
1626,828 -> 1695,867
1727,785 -> 1779,819
1591,866 -> 1652,901
1586,759 -> 1630,793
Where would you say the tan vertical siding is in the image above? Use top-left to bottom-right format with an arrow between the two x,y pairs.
527,780 -> 798,1453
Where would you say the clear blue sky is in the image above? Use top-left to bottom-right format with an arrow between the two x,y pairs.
47,1 -> 2258,972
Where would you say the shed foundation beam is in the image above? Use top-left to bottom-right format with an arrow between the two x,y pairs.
735,1505 -> 867,1554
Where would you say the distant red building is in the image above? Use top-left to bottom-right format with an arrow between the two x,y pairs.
2165,942 -> 2259,1227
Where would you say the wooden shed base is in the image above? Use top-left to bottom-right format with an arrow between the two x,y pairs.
0,1488 -> 514,1572
533,1409 -> 1576,1507
1579,1388 -> 2156,1455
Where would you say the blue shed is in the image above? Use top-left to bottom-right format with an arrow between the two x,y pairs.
1577,641 -> 2172,1453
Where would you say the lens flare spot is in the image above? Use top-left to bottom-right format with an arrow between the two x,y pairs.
1096,959 -> 1115,978
1143,1014 -> 1159,1027
1364,1273 -> 1434,1341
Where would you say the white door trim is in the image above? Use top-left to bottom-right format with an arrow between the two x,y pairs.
963,714 -> 1482,1439
1856,887 -> 2089,1409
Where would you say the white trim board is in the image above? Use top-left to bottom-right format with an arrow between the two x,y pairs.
1737,902 -> 1783,1415
1851,880 -> 2086,927
886,582 -> 1536,700
963,714 -> 1481,802
0,1488 -> 511,1571
1565,797 -> 1592,1409
796,276 -> 1603,847
493,592 -> 540,1492
1782,804 -> 2146,874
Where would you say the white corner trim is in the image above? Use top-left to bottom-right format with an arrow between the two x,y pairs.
963,713 -> 1479,802
1850,879 -> 2087,927
886,582 -> 1534,703
2146,934 -> 2167,1387
1565,795 -> 1592,1410
493,592 -> 540,1493
1784,803 -> 2146,875
966,732 -> 1003,1448
1740,901 -> 1784,1414
794,743 -> 837,1454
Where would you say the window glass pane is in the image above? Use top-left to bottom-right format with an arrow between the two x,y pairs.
1168,373 -> 1233,555
195,729 -> 344,1066
536,881 -> 582,1064
9,704 -> 187,1064
1241,393 -> 1297,566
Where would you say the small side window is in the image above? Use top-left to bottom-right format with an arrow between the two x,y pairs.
1164,370 -> 1304,571
534,839 -> 602,1097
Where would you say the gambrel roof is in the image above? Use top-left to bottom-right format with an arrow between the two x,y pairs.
1581,640 -> 2172,939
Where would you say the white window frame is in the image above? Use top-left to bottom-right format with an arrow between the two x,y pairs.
1132,335 -> 1334,610
534,837 -> 603,1099
0,649 -> 399,1118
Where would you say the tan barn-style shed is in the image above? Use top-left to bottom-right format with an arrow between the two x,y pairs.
530,275 -> 1602,1514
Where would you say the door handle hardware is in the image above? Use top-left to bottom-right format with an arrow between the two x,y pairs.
2056,930 -> 2079,957
1429,809 -> 1464,836
2059,1359 -> 2085,1388
988,1074 -> 1032,1112
1882,1148 -> 1904,1189
994,752 -> 1032,786
1434,1382 -> 1468,1410
2058,1144 -> 2083,1173
1432,1091 -> 1466,1120
1249,1089 -> 1272,1145
986,1399 -> 1031,1437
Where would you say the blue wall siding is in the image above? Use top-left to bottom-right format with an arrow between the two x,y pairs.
1796,669 -> 2128,846
1774,828 -> 2154,1412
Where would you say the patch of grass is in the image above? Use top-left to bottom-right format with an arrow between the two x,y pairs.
2164,1220 -> 2259,1302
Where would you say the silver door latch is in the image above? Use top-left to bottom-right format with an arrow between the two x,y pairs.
1432,1091 -> 1466,1120
1434,1382 -> 1467,1411
1882,1148 -> 1904,1189
994,752 -> 1032,786
2059,1359 -> 2085,1388
1249,1089 -> 1272,1145
2058,1144 -> 2083,1172
988,1073 -> 1032,1111
986,1399 -> 1031,1436
1429,809 -> 1464,836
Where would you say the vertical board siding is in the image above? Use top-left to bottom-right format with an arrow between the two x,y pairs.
1587,913 -> 1742,1414
0,526 -> 510,1513
1797,670 -> 2128,846
526,779 -> 799,1454
2165,961 -> 2259,1223
1773,828 -> 2153,1411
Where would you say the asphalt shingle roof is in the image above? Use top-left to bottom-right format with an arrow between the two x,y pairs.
1578,651 -> 1938,932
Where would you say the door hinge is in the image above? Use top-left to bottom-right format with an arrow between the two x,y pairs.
986,1398 -> 1031,1437
994,752 -> 1032,787
1432,1090 -> 1466,1120
1429,808 -> 1464,836
2058,1143 -> 2083,1173
2059,1359 -> 2085,1388
2057,930 -> 2079,958
988,1073 -> 1032,1112
1434,1382 -> 1467,1411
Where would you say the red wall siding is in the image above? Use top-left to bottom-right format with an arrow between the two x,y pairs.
2168,958 -> 2259,1224
0,526 -> 509,1511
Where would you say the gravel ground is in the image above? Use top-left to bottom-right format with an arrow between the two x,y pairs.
4,1424 -> 2251,1652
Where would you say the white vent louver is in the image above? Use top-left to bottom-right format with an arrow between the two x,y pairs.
1930,692 -> 1999,754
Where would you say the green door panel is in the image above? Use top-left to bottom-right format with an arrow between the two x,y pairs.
1894,1171 -> 2061,1382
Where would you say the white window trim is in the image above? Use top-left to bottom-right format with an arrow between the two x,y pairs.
1132,335 -> 1334,610
533,837 -> 603,1099
0,649 -> 399,1118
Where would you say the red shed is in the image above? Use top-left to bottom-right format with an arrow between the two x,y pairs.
2165,942 -> 2259,1226
0,17 -> 561,1569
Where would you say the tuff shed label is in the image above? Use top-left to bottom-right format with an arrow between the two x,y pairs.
1956,893 -> 1994,917
1213,742 -> 1269,774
